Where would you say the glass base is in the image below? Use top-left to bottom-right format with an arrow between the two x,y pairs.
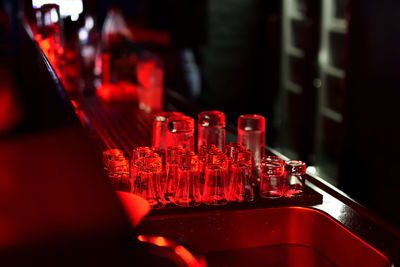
259,191 -> 283,199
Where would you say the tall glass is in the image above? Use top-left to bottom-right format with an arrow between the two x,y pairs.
197,111 -> 226,152
152,112 -> 184,151
166,115 -> 195,152
237,114 -> 266,186
202,151 -> 229,206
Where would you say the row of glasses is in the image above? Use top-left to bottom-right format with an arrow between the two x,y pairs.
260,156 -> 306,198
103,148 -> 307,209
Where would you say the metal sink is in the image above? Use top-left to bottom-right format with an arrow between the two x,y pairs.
138,207 -> 391,267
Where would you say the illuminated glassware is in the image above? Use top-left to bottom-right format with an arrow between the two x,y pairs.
165,146 -> 184,202
225,142 -> 245,192
225,142 -> 245,161
285,160 -> 306,197
131,147 -> 151,194
103,149 -> 124,164
237,114 -> 266,186
197,111 -> 226,152
137,153 -> 166,209
202,151 -> 229,206
166,115 -> 195,152
198,144 -> 217,194
174,152 -> 201,207
260,156 -> 285,199
152,112 -> 184,151
102,149 -> 130,192
229,150 -> 254,202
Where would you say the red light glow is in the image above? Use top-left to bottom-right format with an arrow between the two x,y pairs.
137,235 -> 173,247
115,191 -> 150,228
174,245 -> 202,267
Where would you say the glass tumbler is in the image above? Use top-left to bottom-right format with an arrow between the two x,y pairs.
166,115 -> 195,152
174,152 -> 201,207
165,146 -> 184,202
131,147 -> 151,194
202,151 -> 229,206
285,160 -> 306,197
260,157 -> 285,199
229,150 -> 254,202
137,153 -> 166,209
103,149 -> 130,191
237,114 -> 266,185
152,111 -> 184,151
197,111 -> 226,152
198,144 -> 218,194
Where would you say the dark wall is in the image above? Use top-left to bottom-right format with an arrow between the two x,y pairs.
341,0 -> 400,226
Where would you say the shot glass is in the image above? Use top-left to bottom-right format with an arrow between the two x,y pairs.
137,153 -> 166,209
260,157 -> 285,199
152,111 -> 184,151
165,146 -> 184,202
237,114 -> 266,185
198,144 -> 218,194
166,115 -> 195,152
225,142 -> 246,192
202,151 -> 229,206
103,149 -> 131,192
131,147 -> 151,194
197,111 -> 226,152
229,150 -> 254,202
174,152 -> 201,207
103,149 -> 124,166
285,160 -> 306,197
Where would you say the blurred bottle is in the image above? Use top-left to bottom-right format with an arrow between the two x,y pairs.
137,57 -> 164,113
101,8 -> 134,82
63,16 -> 83,96
34,4 -> 64,79
96,8 -> 138,101
78,12 -> 100,93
